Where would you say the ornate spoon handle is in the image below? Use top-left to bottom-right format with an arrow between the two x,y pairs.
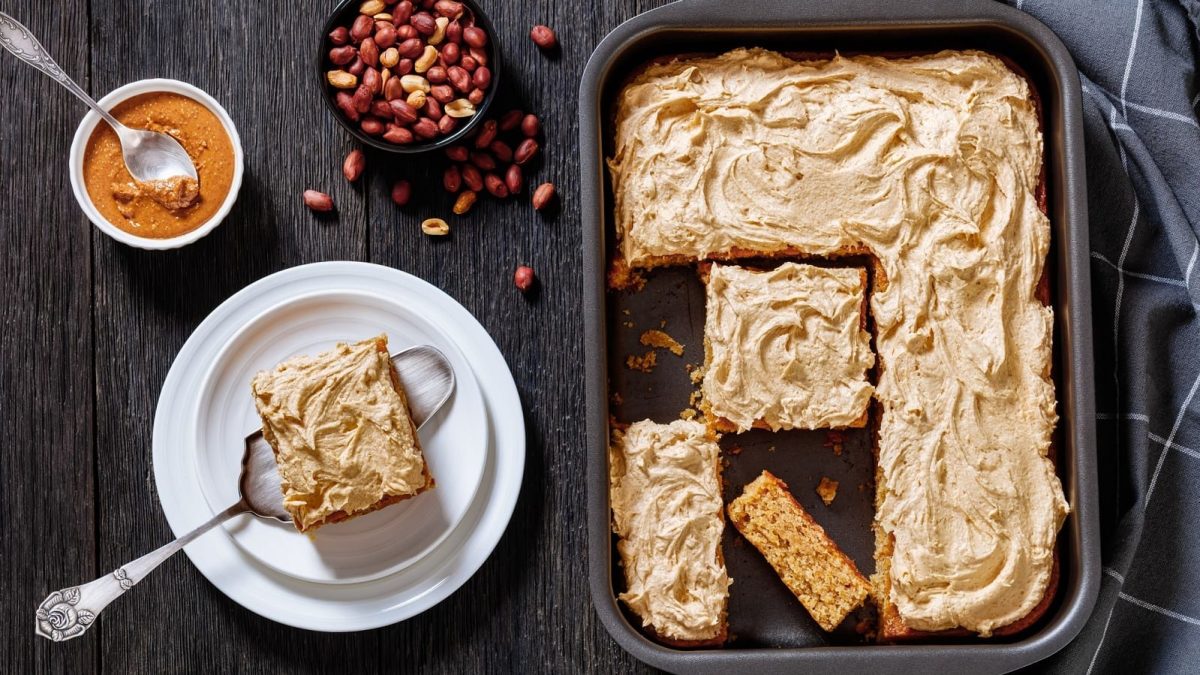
0,11 -> 123,130
35,501 -> 247,642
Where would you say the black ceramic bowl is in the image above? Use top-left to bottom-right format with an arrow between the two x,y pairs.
316,0 -> 501,154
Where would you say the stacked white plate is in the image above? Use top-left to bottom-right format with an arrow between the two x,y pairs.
152,262 -> 524,631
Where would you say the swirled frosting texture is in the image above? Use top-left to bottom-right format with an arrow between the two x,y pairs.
252,336 -> 430,532
610,419 -> 730,641
704,263 -> 874,431
610,49 -> 1068,635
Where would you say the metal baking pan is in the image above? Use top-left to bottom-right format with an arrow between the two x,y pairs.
579,0 -> 1099,671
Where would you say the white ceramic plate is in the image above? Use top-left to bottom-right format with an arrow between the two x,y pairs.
152,262 -> 525,631
192,289 -> 487,584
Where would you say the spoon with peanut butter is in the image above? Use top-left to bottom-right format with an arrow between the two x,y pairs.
35,346 -> 455,642
1,11 -> 198,185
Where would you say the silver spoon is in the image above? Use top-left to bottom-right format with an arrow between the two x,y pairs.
0,11 -> 198,183
34,345 -> 456,642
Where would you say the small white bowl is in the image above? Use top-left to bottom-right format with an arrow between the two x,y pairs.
68,78 -> 244,250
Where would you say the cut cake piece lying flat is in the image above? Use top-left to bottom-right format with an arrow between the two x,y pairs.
702,262 -> 874,433
727,470 -> 871,632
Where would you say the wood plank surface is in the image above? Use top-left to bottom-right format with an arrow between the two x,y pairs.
1,0 -> 674,672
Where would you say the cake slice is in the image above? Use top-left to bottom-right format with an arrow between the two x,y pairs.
727,471 -> 870,632
702,262 -> 874,433
251,335 -> 434,533
609,419 -> 731,646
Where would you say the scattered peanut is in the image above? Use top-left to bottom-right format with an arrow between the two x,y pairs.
530,25 -> 557,50
514,265 -> 536,292
453,190 -> 477,214
343,149 -> 365,182
421,217 -> 451,236
391,179 -> 412,206
303,190 -> 334,212
532,183 -> 556,210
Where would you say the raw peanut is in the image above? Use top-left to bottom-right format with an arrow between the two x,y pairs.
467,88 -> 484,105
383,124 -> 414,144
472,66 -> 491,90
329,26 -> 350,46
514,138 -> 539,165
445,145 -> 468,162
530,25 -> 557,49
393,0 -> 414,24
327,69 -> 359,89
391,178 -> 412,205
363,67 -> 381,94
430,84 -> 455,103
385,76 -> 406,100
470,152 -> 496,171
330,46 -> 357,66
532,182 -> 556,210
484,172 -> 508,198
411,12 -> 436,35
390,99 -> 419,123
437,115 -> 457,134
460,55 -> 477,72
303,190 -> 334,212
424,97 -> 444,121
521,114 -> 540,137
396,58 -> 414,75
473,120 -> 497,149
360,0 -> 386,15
447,66 -> 470,93
444,165 -> 462,192
359,37 -> 379,66
413,117 -> 439,139
397,24 -> 418,40
343,149 -> 366,182
453,190 -> 477,215
348,56 -> 366,76
370,99 -> 394,119
440,42 -> 460,65
499,109 -> 523,131
380,46 -> 400,68
352,83 -> 373,112
445,20 -> 462,44
489,140 -> 513,163
361,117 -> 386,135
462,164 -> 484,191
375,24 -> 397,48
505,163 -> 523,194
421,218 -> 451,236
426,65 -> 447,83
414,45 -> 438,73
397,37 -> 424,59
434,1 -> 464,19
406,90 -> 427,109
514,265 -> 535,292
336,91 -> 361,121
350,15 -> 375,42
400,74 -> 431,93
429,16 -> 449,45
463,26 -> 487,48
468,46 -> 488,67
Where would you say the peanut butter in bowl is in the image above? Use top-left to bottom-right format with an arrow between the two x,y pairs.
82,91 -> 235,239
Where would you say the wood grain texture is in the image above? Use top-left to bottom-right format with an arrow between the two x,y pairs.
1,0 -> 675,672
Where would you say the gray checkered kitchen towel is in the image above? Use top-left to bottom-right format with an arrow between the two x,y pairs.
1000,1 -> 1200,672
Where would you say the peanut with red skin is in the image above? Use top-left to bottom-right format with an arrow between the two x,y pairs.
470,152 -> 496,171
443,165 -> 462,192
343,149 -> 366,182
532,182 -> 556,210
424,97 -> 444,121
430,84 -> 455,103
472,66 -> 491,90
363,67 -> 381,94
437,114 -> 457,134
426,65 -> 447,83
468,46 -> 488,67
484,172 -> 508,198
391,179 -> 412,206
440,42 -> 460,65
336,91 -> 360,121
461,164 -> 484,192
447,66 -> 470,93
389,99 -> 419,124
530,25 -> 557,49
411,12 -> 436,35
445,20 -> 462,44
467,88 -> 484,105
383,124 -> 414,144
360,116 -> 386,135
463,26 -> 487,48
445,145 -> 468,162
359,38 -> 379,66
514,138 -> 539,165
392,0 -> 414,24
396,24 -> 418,40
330,46 -> 357,65
303,190 -> 334,212
521,114 -> 540,138
370,99 -> 394,119
514,265 -> 536,292
505,163 -> 523,194
434,0 -> 464,19
384,76 -> 406,100
396,58 -> 414,75
459,55 -> 477,71
397,37 -> 424,58
413,117 -> 439,139
489,140 -> 512,163
329,26 -> 350,46
352,83 -> 373,112
473,120 -> 497,149
375,24 -> 397,48
348,56 -> 366,76
499,109 -> 523,131
350,15 -> 374,42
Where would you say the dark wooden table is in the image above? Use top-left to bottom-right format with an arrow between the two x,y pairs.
1,1 -> 671,672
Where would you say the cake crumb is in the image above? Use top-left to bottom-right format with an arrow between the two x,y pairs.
816,477 -> 839,506
623,320 -> 634,328
639,329 -> 684,356
626,350 -> 658,373
823,430 -> 845,456
680,408 -> 698,421
622,309 -> 631,316
659,319 -> 667,328
689,365 -> 704,384
767,446 -> 776,453
728,444 -> 743,456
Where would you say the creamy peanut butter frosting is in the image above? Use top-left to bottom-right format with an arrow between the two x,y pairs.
610,48 -> 1068,634
704,263 -> 874,431
252,336 -> 430,532
610,419 -> 730,642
